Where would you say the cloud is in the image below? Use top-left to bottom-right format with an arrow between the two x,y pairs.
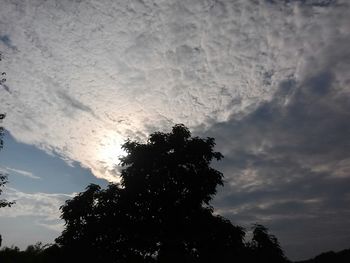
267,0 -> 337,7
212,173 -> 350,259
0,0 -> 349,258
199,27 -> 350,259
0,187 -> 74,231
0,35 -> 17,51
3,166 -> 41,180
0,0 -> 348,182
0,188 -> 75,249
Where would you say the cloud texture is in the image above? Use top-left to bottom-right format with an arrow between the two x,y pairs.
200,12 -> 350,257
0,187 -> 74,248
0,0 -> 350,259
0,187 -> 73,231
0,0 -> 348,181
205,68 -> 350,258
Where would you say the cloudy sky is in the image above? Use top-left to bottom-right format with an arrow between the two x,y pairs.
0,0 -> 349,260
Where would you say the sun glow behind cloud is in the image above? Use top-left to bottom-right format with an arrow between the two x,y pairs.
0,0 -> 349,184
95,130 -> 126,182
98,132 -> 125,166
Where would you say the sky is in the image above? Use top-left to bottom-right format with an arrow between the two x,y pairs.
0,0 -> 349,260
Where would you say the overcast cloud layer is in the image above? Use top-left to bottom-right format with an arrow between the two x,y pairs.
1,0 -> 350,260
0,0 -> 348,181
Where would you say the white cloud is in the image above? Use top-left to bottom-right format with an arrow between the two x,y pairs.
0,0 -> 349,182
0,187 -> 74,231
3,166 -> 41,180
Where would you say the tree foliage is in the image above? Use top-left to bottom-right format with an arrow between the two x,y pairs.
0,173 -> 15,249
0,243 -> 61,263
56,124 -> 247,262
0,112 -> 14,210
51,124 -> 289,262
248,224 -> 288,263
0,174 -> 14,208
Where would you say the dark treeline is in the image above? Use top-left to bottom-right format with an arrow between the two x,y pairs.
0,243 -> 61,263
0,224 -> 288,263
0,125 -> 338,262
1,244 -> 349,263
296,249 -> 350,263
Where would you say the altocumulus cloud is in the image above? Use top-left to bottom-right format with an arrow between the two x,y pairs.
0,0 -> 348,181
200,7 -> 350,259
0,0 -> 349,259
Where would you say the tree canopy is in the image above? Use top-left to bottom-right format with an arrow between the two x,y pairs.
55,124 -> 287,262
248,224 -> 287,263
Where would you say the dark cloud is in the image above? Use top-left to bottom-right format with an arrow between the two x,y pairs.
0,35 -> 17,50
197,65 -> 350,260
56,90 -> 95,116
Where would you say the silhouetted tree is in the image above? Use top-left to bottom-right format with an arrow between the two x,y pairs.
0,242 -> 61,263
0,174 -> 14,208
56,124 -> 246,262
0,174 -> 14,248
0,246 -> 21,262
247,224 -> 287,263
